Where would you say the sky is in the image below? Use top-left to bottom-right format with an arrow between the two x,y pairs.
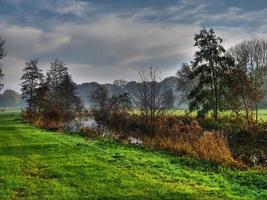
1,0 -> 267,92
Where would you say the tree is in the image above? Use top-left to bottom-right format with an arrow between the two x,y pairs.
228,39 -> 267,123
0,37 -> 6,91
44,59 -> 68,122
90,84 -> 110,126
0,90 -> 20,108
135,67 -> 169,135
188,28 -> 231,119
21,58 -> 43,115
58,74 -> 83,128
90,83 -> 132,128
90,84 -> 109,112
46,59 -> 68,100
33,82 -> 49,115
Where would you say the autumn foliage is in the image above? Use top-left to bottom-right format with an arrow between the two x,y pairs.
150,116 -> 235,164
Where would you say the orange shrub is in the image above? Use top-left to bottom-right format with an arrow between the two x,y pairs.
195,131 -> 234,164
152,116 -> 236,165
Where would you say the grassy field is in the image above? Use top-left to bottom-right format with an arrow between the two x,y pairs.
166,109 -> 267,121
0,111 -> 266,199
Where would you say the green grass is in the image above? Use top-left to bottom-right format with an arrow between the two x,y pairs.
153,108 -> 267,121
0,112 -> 266,199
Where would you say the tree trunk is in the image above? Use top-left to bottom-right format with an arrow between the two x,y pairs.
211,61 -> 218,120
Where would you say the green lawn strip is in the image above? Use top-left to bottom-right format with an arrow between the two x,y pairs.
0,112 -> 266,199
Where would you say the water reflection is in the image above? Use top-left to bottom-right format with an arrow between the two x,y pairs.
66,118 -> 96,132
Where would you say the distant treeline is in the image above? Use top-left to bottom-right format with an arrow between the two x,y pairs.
2,75 -> 267,109
0,89 -> 24,108
77,76 -> 181,108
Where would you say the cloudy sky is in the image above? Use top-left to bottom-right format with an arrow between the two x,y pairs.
1,0 -> 267,92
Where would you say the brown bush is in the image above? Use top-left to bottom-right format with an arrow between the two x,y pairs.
152,116 -> 236,165
196,131 -> 234,164
21,109 -> 63,130
92,113 -> 237,165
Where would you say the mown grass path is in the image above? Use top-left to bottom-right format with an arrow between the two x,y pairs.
0,112 -> 266,199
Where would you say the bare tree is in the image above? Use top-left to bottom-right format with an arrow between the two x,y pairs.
135,67 -> 169,135
228,39 -> 267,123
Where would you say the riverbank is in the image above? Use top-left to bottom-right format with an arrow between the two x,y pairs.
0,111 -> 266,199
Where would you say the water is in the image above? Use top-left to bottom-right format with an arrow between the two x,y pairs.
66,118 -> 96,132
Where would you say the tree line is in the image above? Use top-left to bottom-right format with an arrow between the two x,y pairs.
1,27 -> 267,129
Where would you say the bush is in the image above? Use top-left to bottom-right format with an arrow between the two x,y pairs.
87,110 -> 248,166
228,124 -> 267,167
21,109 -> 63,130
151,116 -> 236,165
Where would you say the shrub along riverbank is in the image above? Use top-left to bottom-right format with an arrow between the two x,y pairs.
81,110 -> 267,168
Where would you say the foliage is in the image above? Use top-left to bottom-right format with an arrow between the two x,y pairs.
228,124 -> 267,167
21,58 -> 44,116
90,84 -> 132,131
187,28 -> 233,119
151,116 -> 236,165
57,74 -> 83,127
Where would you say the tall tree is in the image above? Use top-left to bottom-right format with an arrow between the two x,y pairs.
0,37 -> 6,91
188,28 -> 231,119
45,59 -> 68,113
21,58 -> 43,115
58,74 -> 83,128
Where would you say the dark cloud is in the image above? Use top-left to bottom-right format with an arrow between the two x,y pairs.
1,0 -> 267,91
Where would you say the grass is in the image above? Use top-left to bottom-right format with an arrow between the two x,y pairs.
146,108 -> 267,121
0,111 -> 266,199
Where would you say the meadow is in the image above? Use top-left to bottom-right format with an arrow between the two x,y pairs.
132,108 -> 267,121
0,111 -> 266,199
